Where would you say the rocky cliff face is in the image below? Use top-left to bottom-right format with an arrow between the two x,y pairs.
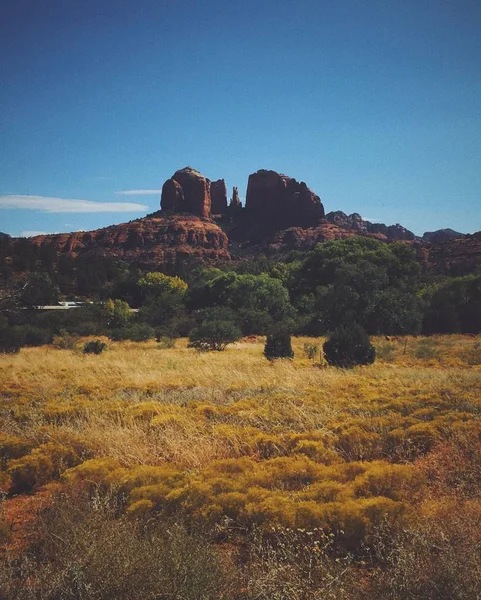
210,179 -> 228,215
230,187 -> 241,209
26,215 -> 229,267
261,223 -> 357,252
245,170 -> 325,229
161,167 -> 211,218
15,166 -> 480,276
422,232 -> 481,276
422,228 -> 465,243
326,211 -> 415,241
326,211 -> 368,233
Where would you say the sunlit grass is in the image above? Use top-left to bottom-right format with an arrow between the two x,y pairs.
1,335 -> 480,472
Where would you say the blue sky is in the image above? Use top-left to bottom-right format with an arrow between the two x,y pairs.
1,0 -> 480,237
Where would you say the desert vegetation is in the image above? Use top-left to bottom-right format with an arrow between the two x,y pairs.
2,237 -> 481,356
0,334 -> 480,598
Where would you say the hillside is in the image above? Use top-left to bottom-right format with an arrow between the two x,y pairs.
8,166 -> 479,274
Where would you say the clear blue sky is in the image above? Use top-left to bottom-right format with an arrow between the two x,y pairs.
1,0 -> 480,237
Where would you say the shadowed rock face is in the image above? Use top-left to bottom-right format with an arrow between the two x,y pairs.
326,211 -> 416,241
161,167 -> 211,218
422,231 -> 481,276
245,169 -> 325,229
210,179 -> 228,214
161,179 -> 184,212
230,186 -> 241,208
422,228 -> 465,243
326,211 -> 368,233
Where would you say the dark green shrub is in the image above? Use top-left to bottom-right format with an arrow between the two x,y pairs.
17,325 -> 52,346
323,323 -> 375,368
83,340 -> 107,355
0,327 -> 24,354
188,320 -> 241,351
264,331 -> 294,360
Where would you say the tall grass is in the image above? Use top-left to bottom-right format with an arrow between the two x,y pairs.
1,335 -> 480,598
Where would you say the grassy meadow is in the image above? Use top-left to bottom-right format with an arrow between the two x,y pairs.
1,335 -> 481,599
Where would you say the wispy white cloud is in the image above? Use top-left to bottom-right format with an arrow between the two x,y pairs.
0,195 -> 148,213
115,189 -> 162,196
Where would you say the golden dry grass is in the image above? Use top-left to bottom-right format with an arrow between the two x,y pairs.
1,335 -> 481,599
1,335 -> 480,470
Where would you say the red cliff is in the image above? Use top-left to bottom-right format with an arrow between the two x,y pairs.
27,215 -> 230,267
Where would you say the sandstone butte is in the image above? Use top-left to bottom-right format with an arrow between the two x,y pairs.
17,166 -> 480,274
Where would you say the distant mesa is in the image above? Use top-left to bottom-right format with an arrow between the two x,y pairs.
422,228 -> 465,243
326,211 -> 415,241
0,232 -> 11,240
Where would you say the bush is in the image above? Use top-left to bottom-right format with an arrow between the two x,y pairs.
0,490 -> 234,600
17,325 -> 52,346
83,340 -> 107,355
188,320 -> 242,351
0,326 -> 24,354
156,335 -> 176,348
7,442 -> 79,494
323,323 -> 375,368
264,331 -> 294,360
52,329 -> 80,349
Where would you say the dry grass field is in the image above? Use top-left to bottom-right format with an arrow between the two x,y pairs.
1,335 -> 480,599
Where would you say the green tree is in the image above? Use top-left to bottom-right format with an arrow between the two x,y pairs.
188,272 -> 296,335
138,272 -> 188,297
138,273 -> 189,335
104,299 -> 132,329
21,272 -> 60,308
422,274 -> 481,334
188,320 -> 242,351
289,238 -> 422,335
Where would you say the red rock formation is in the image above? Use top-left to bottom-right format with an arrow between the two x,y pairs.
422,228 -> 465,243
423,232 -> 481,276
17,163 -> 481,275
161,179 -> 184,212
245,169 -> 324,229
210,179 -> 228,214
326,211 -> 416,241
326,211 -> 368,233
26,215 -> 229,267
262,223 -> 359,252
161,167 -> 211,218
230,186 -> 242,209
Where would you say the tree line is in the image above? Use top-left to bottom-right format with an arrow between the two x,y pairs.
1,236 -> 480,352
